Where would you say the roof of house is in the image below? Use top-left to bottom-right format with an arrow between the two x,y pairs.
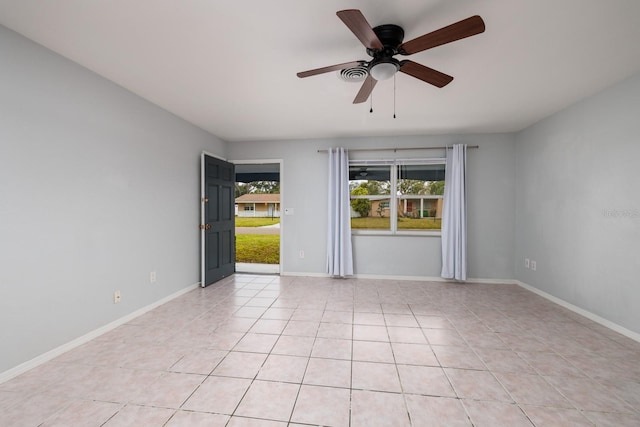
235,193 -> 280,203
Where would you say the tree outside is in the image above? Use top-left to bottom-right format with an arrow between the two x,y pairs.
235,181 -> 280,198
427,180 -> 445,195
398,179 -> 428,195
350,186 -> 371,217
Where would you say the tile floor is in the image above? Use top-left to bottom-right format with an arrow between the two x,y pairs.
1,274 -> 640,426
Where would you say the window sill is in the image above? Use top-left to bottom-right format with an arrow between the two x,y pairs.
351,230 -> 442,237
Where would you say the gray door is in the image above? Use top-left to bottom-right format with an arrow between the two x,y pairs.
201,154 -> 235,286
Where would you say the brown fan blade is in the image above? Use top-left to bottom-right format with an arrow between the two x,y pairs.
337,9 -> 383,50
398,15 -> 485,55
399,61 -> 453,88
353,75 -> 378,104
297,61 -> 363,78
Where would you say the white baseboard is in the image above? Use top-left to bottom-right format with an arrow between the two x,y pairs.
280,271 -> 331,278
515,280 -> 640,343
352,274 -> 515,284
281,271 -> 514,284
0,282 -> 201,384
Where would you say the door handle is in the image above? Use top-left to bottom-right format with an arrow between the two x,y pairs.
199,224 -> 212,230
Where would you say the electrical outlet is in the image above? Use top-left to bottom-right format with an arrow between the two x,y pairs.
150,271 -> 157,283
114,290 -> 121,304
299,250 -> 305,259
531,260 -> 537,271
525,258 -> 530,269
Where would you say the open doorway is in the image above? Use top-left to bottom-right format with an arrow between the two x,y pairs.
233,161 -> 282,274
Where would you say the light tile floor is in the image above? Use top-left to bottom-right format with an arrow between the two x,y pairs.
1,275 -> 640,426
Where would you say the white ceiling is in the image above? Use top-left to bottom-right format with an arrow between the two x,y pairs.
1,0 -> 640,142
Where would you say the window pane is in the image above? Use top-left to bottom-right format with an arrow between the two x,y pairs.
351,198 -> 391,229
397,164 -> 444,231
349,165 -> 391,230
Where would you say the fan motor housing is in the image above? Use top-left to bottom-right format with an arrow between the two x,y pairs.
366,24 -> 405,57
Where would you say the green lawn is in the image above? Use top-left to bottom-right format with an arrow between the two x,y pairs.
350,217 -> 390,229
235,217 -> 280,227
236,234 -> 280,264
351,217 -> 441,230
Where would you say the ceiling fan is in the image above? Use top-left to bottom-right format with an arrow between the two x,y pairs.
297,9 -> 485,104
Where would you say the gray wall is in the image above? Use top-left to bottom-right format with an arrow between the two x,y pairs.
227,133 -> 515,280
0,25 -> 226,373
515,71 -> 640,334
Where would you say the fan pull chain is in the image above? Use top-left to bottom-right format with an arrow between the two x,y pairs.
369,78 -> 373,113
393,74 -> 397,119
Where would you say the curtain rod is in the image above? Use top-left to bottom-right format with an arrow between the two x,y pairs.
317,145 -> 478,153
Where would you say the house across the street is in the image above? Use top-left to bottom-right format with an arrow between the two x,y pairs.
235,193 -> 280,217
367,198 -> 443,219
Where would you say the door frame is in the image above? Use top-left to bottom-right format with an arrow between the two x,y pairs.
200,150 -> 233,287
231,158 -> 284,275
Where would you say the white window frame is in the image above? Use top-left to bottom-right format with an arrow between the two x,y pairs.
349,158 -> 445,237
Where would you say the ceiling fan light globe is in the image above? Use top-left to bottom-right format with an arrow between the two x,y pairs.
370,62 -> 398,80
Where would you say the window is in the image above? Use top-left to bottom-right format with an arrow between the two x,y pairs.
349,159 -> 445,234
243,205 -> 254,211
349,163 -> 391,230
